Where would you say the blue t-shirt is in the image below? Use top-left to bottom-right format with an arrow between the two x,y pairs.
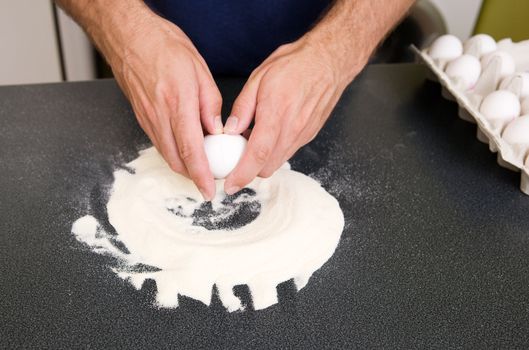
146,0 -> 331,76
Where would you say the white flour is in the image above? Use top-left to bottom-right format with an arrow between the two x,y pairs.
72,147 -> 344,311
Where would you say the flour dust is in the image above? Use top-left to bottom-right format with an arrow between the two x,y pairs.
72,147 -> 344,311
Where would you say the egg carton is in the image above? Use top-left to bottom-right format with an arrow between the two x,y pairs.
412,34 -> 529,195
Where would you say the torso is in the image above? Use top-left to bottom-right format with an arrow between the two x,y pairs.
146,0 -> 332,75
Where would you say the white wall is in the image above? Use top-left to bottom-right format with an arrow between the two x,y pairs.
430,0 -> 483,39
0,0 -> 62,85
57,7 -> 96,81
0,0 -> 483,86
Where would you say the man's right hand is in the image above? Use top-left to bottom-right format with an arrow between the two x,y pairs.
58,1 -> 221,200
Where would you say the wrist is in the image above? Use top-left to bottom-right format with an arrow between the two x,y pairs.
301,31 -> 369,86
79,0 -> 157,67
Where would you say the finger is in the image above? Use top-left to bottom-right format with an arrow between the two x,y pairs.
258,114 -> 304,177
121,73 -> 153,139
129,84 -> 186,176
255,90 -> 312,177
168,80 -> 215,200
224,103 -> 281,194
142,113 -> 189,177
259,90 -> 336,177
197,69 -> 223,135
137,113 -> 159,149
259,118 -> 315,178
156,114 -> 189,177
261,114 -> 319,177
130,90 -> 160,148
122,70 -> 167,160
258,125 -> 295,178
261,143 -> 298,177
225,68 -> 268,135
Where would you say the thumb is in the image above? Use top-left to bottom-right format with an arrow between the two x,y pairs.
225,74 -> 262,135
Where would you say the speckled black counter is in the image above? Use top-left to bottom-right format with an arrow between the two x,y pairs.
2,64 -> 529,349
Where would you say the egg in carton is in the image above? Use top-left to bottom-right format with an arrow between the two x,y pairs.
412,34 -> 529,195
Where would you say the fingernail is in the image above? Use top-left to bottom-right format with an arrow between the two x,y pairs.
225,186 -> 240,195
199,187 -> 212,201
213,115 -> 223,134
224,116 -> 239,134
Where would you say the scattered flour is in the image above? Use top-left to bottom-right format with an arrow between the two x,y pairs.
72,147 -> 344,311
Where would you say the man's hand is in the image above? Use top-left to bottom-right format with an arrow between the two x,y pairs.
223,0 -> 415,194
111,18 -> 222,200
223,38 -> 351,194
56,1 -> 221,200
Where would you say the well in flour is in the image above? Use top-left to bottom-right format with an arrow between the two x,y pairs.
72,147 -> 344,311
166,188 -> 261,231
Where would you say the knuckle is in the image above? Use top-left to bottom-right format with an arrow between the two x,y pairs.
291,116 -> 306,135
165,94 -> 179,112
169,112 -> 187,136
154,81 -> 168,99
269,122 -> 281,137
155,82 -> 179,110
275,43 -> 292,55
308,130 -> 319,143
259,168 -> 274,178
162,152 -> 185,174
178,141 -> 195,163
251,144 -> 271,165
140,107 -> 156,124
256,113 -> 280,136
168,161 -> 184,174
256,97 -> 292,122
158,147 -> 183,172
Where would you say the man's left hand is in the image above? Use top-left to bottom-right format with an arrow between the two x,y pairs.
223,38 -> 356,194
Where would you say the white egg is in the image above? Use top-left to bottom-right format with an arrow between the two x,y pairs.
499,72 -> 529,98
444,54 -> 481,90
502,115 -> 529,145
522,98 -> 529,115
479,90 -> 521,122
428,34 -> 463,60
463,34 -> 497,57
203,134 -> 247,179
480,51 -> 516,78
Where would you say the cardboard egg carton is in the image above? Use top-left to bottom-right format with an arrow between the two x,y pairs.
412,37 -> 529,195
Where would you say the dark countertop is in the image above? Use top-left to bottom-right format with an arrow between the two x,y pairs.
1,64 -> 529,349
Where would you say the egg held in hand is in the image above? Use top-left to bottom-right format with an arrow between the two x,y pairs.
204,134 -> 247,179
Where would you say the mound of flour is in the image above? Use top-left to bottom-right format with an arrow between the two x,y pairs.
72,147 -> 344,311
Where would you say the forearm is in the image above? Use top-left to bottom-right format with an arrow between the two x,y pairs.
305,0 -> 416,81
55,0 -> 157,66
